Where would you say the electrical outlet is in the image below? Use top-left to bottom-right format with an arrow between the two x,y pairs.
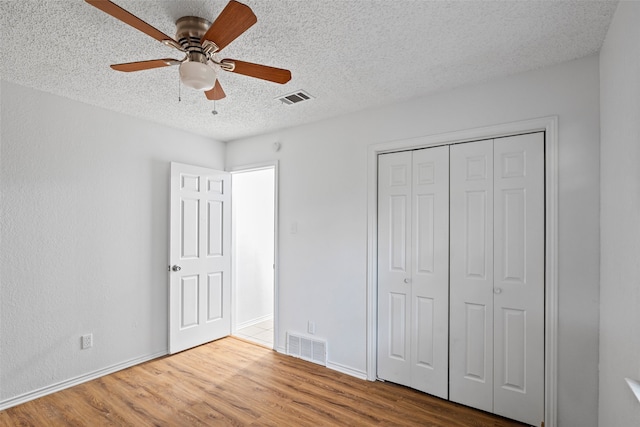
81,333 -> 93,349
308,321 -> 316,335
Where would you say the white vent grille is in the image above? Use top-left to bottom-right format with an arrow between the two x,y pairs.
276,90 -> 314,105
286,332 -> 327,366
288,334 -> 300,356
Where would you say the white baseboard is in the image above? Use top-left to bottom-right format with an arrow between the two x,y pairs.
326,360 -> 368,380
0,350 -> 167,411
236,313 -> 273,330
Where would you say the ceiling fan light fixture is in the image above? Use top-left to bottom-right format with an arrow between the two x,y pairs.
179,61 -> 216,90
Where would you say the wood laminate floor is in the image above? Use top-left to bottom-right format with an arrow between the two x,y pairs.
0,337 -> 527,426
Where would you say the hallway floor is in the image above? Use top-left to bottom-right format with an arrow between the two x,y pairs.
235,319 -> 273,348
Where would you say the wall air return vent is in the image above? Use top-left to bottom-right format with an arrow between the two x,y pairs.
286,332 -> 327,366
276,90 -> 314,105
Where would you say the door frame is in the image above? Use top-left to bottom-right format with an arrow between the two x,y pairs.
229,161 -> 280,351
366,116 -> 558,427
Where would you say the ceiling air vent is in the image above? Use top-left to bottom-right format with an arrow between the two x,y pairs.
277,90 -> 314,105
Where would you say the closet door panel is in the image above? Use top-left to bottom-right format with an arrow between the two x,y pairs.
377,151 -> 412,385
411,146 -> 449,399
493,133 -> 544,426
449,140 -> 494,412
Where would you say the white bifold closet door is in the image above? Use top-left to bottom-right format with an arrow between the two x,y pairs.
377,146 -> 450,399
449,133 -> 544,426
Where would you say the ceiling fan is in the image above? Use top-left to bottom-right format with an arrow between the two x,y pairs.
85,0 -> 292,101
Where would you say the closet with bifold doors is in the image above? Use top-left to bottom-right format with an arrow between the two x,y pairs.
377,132 -> 544,426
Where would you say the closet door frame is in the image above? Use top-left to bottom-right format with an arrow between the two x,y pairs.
366,116 -> 559,427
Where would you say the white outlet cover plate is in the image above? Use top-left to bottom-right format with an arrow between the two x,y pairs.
82,334 -> 93,349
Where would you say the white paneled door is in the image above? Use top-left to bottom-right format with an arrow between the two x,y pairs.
377,146 -> 450,399
377,151 -> 412,385
449,139 -> 495,412
169,162 -> 231,354
449,133 -> 544,426
378,133 -> 544,426
492,134 -> 545,424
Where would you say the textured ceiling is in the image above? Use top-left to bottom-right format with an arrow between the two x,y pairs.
1,0 -> 618,142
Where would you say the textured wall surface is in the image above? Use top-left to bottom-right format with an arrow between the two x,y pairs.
599,1 -> 640,425
226,55 -> 601,426
0,81 -> 225,405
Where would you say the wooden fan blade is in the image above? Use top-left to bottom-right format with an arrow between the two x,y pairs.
223,60 -> 291,84
205,80 -> 226,100
85,0 -> 180,47
111,59 -> 180,72
201,0 -> 257,51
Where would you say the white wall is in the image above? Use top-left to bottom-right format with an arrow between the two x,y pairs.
599,1 -> 640,425
232,168 -> 275,327
0,81 -> 225,406
226,55 -> 601,425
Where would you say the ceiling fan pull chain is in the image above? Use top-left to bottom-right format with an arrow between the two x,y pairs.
178,71 -> 182,102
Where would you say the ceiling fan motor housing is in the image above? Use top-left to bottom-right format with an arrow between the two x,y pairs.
176,16 -> 213,58
175,16 -> 218,90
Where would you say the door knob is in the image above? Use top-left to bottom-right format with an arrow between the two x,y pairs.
494,287 -> 502,294
404,278 -> 411,284
172,265 -> 182,272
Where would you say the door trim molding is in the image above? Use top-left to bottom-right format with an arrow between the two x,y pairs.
366,116 -> 558,427
229,161 -> 280,351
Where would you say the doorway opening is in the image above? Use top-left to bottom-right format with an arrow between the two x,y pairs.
231,166 -> 276,348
